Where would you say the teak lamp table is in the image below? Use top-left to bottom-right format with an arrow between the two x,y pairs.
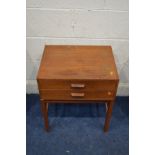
37,45 -> 119,132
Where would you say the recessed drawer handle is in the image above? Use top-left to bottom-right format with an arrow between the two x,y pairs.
71,93 -> 85,97
71,84 -> 85,88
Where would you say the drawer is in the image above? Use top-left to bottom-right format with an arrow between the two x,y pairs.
37,80 -> 116,91
39,90 -> 115,100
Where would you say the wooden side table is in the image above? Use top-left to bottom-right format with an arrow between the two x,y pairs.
37,45 -> 119,132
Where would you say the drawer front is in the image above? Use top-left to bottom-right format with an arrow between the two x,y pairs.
38,80 -> 116,91
40,90 -> 115,100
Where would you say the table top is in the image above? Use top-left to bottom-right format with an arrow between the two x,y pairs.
37,45 -> 119,80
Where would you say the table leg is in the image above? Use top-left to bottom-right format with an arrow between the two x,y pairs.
41,100 -> 49,131
40,99 -> 44,116
105,102 -> 108,112
104,100 -> 114,132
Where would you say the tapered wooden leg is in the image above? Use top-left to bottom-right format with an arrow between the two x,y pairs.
104,101 -> 114,132
41,101 -> 49,131
105,102 -> 108,112
40,99 -> 44,116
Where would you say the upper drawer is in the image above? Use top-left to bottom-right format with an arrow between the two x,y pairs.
37,80 -> 117,90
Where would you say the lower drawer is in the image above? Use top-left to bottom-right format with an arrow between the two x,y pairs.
39,90 -> 114,100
